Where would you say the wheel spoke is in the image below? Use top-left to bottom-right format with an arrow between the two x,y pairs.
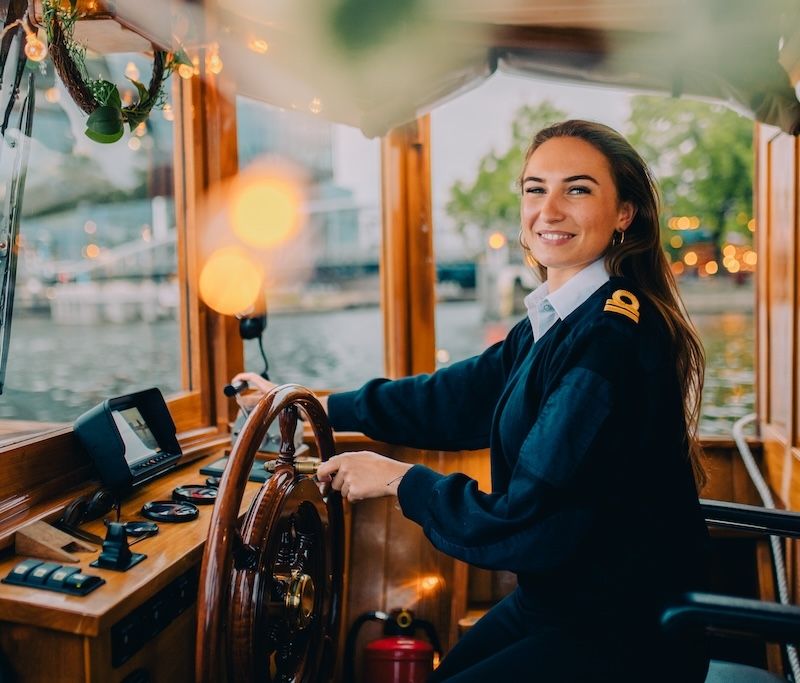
232,529 -> 260,570
274,626 -> 311,682
275,525 -> 294,569
292,532 -> 314,573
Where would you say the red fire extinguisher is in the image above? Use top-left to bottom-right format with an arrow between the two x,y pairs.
344,608 -> 443,683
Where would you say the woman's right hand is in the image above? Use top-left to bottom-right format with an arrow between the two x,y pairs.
231,372 -> 276,395
230,372 -> 277,411
230,372 -> 329,414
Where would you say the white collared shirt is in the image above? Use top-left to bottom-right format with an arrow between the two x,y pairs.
524,259 -> 610,342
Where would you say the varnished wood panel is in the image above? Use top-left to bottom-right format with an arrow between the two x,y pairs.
755,123 -> 800,512
0,623 -> 87,683
0,589 -> 196,683
87,604 -> 195,683
176,64 -> 244,432
755,125 -> 772,433
0,450 -> 262,636
765,133 -> 795,437
380,117 -> 436,378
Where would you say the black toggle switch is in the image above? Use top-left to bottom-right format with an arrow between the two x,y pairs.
90,522 -> 146,572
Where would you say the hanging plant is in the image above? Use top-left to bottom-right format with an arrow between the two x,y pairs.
43,0 -> 191,143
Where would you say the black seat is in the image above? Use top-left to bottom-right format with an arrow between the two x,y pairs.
662,500 -> 800,682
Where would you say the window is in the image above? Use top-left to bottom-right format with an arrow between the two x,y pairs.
431,74 -> 755,437
0,53 -> 179,446
235,97 -> 383,390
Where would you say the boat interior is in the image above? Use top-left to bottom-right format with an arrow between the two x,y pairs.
0,0 -> 799,681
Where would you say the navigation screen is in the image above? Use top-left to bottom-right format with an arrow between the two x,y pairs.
112,407 -> 162,465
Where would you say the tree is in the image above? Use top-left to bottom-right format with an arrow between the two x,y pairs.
446,101 -> 567,241
625,96 -> 754,258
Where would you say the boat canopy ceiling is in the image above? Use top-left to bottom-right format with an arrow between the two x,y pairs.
112,0 -> 800,135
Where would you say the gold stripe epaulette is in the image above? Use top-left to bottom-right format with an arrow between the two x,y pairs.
603,289 -> 640,323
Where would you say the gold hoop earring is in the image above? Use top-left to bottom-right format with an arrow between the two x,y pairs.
518,229 -> 540,269
612,230 -> 626,247
518,229 -> 530,252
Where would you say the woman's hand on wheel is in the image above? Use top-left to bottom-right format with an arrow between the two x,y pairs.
316,451 -> 412,503
231,373 -> 330,414
230,372 -> 276,411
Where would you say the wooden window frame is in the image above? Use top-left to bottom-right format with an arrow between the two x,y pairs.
380,116 -> 437,377
0,61 -> 244,546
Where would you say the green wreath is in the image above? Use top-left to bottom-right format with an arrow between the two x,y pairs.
43,0 -> 191,143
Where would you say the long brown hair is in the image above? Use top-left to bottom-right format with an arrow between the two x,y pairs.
520,119 -> 706,488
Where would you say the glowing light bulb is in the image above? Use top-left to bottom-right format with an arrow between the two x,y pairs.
207,53 -> 223,75
309,97 -> 322,114
419,575 -> 442,593
24,34 -> 47,62
249,38 -> 269,54
178,64 -> 194,79
124,61 -> 140,81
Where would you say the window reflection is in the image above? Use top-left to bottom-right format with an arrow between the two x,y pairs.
236,97 -> 383,389
0,54 -> 179,445
431,75 -> 754,437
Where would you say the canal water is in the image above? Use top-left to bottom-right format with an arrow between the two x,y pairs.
0,302 -> 753,438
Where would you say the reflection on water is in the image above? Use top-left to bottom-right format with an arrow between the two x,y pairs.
244,307 -> 383,390
0,303 -> 752,439
435,302 -> 754,438
0,317 -> 182,424
693,312 -> 755,437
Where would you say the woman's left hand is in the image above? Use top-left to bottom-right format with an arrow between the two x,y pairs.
316,451 -> 413,503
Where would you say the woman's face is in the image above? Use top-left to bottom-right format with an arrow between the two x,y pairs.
520,136 -> 634,291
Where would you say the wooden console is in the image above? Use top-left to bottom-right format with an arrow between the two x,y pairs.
0,450 -> 262,683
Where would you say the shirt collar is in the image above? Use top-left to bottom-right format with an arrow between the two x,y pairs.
523,259 -> 610,341
546,259 -> 610,321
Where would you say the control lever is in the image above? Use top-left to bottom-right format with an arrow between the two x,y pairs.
90,522 -> 146,572
223,380 -> 248,397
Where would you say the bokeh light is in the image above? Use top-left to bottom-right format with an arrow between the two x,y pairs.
196,159 -> 312,315
199,246 -> 264,315
488,232 -> 507,250
230,170 -> 304,249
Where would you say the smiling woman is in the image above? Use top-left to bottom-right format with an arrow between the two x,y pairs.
236,118 -> 712,681
520,135 -> 635,291
0,2 -> 796,681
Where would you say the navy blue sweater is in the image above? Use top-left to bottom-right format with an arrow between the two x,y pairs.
328,277 -> 708,623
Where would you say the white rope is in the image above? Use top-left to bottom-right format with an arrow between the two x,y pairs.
732,413 -> 800,681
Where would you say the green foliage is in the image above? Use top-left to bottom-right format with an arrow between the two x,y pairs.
85,105 -> 124,144
169,48 -> 193,68
89,79 -> 121,109
43,0 -> 185,144
446,101 -> 567,237
625,96 -> 754,253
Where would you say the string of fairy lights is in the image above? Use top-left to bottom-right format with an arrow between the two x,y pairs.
0,14 -> 49,63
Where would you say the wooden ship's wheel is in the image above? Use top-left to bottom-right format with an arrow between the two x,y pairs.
196,385 -> 344,682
